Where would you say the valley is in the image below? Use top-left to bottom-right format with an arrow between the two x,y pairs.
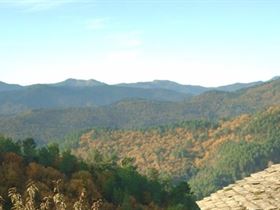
0,78 -> 279,144
73,105 -> 280,198
0,77 -> 279,209
2,1 -> 279,209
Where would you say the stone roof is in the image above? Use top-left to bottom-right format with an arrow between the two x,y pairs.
197,164 -> 280,210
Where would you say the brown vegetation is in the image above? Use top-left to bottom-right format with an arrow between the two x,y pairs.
75,105 -> 280,199
2,180 -> 102,210
75,114 -> 252,178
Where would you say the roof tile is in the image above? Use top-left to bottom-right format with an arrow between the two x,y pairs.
197,164 -> 280,210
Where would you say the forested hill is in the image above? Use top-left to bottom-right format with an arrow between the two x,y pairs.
0,136 -> 199,210
0,80 -> 280,143
74,105 -> 280,199
0,78 -> 279,144
117,80 -> 262,95
0,78 -> 265,116
0,84 -> 190,115
0,78 -> 279,206
1,106 -> 279,207
0,81 -> 22,92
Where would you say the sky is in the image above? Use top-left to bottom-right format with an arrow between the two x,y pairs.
0,0 -> 279,87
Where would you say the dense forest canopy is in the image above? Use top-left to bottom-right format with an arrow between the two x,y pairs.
2,0 -> 280,207
0,136 -> 199,210
0,79 -> 279,145
0,78 -> 280,208
73,106 -> 280,199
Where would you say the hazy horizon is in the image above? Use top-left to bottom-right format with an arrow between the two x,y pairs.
1,76 -> 277,88
1,0 -> 280,86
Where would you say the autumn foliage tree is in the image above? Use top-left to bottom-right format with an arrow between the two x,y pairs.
0,136 -> 199,210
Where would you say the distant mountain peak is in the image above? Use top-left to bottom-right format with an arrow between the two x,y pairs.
53,78 -> 107,87
271,76 -> 280,81
0,81 -> 22,92
152,79 -> 179,84
117,80 -> 209,95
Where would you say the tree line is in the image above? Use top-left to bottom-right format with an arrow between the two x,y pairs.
0,136 -> 199,210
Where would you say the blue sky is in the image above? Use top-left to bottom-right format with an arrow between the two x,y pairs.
0,0 -> 279,86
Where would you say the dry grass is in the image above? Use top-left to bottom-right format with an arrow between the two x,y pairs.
0,196 -> 5,210
2,180 -> 103,210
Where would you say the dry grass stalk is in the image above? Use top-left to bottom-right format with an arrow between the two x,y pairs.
53,193 -> 66,210
91,198 -> 103,210
25,181 -> 38,210
73,188 -> 87,210
5,180 -> 104,210
0,196 -> 4,210
8,187 -> 24,210
52,179 -> 66,210
39,196 -> 52,210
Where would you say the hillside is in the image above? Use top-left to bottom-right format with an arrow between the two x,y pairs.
52,78 -> 107,87
0,84 -> 189,115
215,81 -> 262,92
0,81 -> 22,92
175,78 -> 280,120
117,80 -> 262,95
0,79 -> 279,144
75,121 -> 217,178
0,137 -> 199,210
74,106 -> 280,199
0,78 -> 267,116
189,105 -> 280,198
117,80 -> 208,95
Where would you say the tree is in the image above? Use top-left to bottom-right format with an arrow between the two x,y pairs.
168,182 -> 199,210
47,143 -> 60,167
120,194 -> 134,210
121,157 -> 136,170
22,138 -> 37,162
59,150 -> 78,176
38,147 -> 53,166
0,137 -> 21,155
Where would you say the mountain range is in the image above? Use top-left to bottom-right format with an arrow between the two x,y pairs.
0,78 -> 263,94
0,78 -> 266,115
1,76 -> 280,202
0,81 -> 22,92
0,77 -> 279,143
117,80 -> 263,95
0,84 -> 190,115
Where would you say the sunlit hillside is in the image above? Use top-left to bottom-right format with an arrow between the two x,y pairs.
75,106 -> 280,199
0,136 -> 199,210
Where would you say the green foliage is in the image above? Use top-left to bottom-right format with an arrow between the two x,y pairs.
1,80 -> 279,206
121,157 -> 137,170
167,204 -> 185,210
36,143 -> 60,169
22,138 -> 37,162
74,106 -> 280,201
171,147 -> 189,159
0,83 -> 189,116
120,194 -> 133,210
167,182 -> 199,210
0,136 -> 21,154
0,137 -> 199,210
59,150 -> 79,176
0,79 -> 280,145
189,107 -> 280,199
